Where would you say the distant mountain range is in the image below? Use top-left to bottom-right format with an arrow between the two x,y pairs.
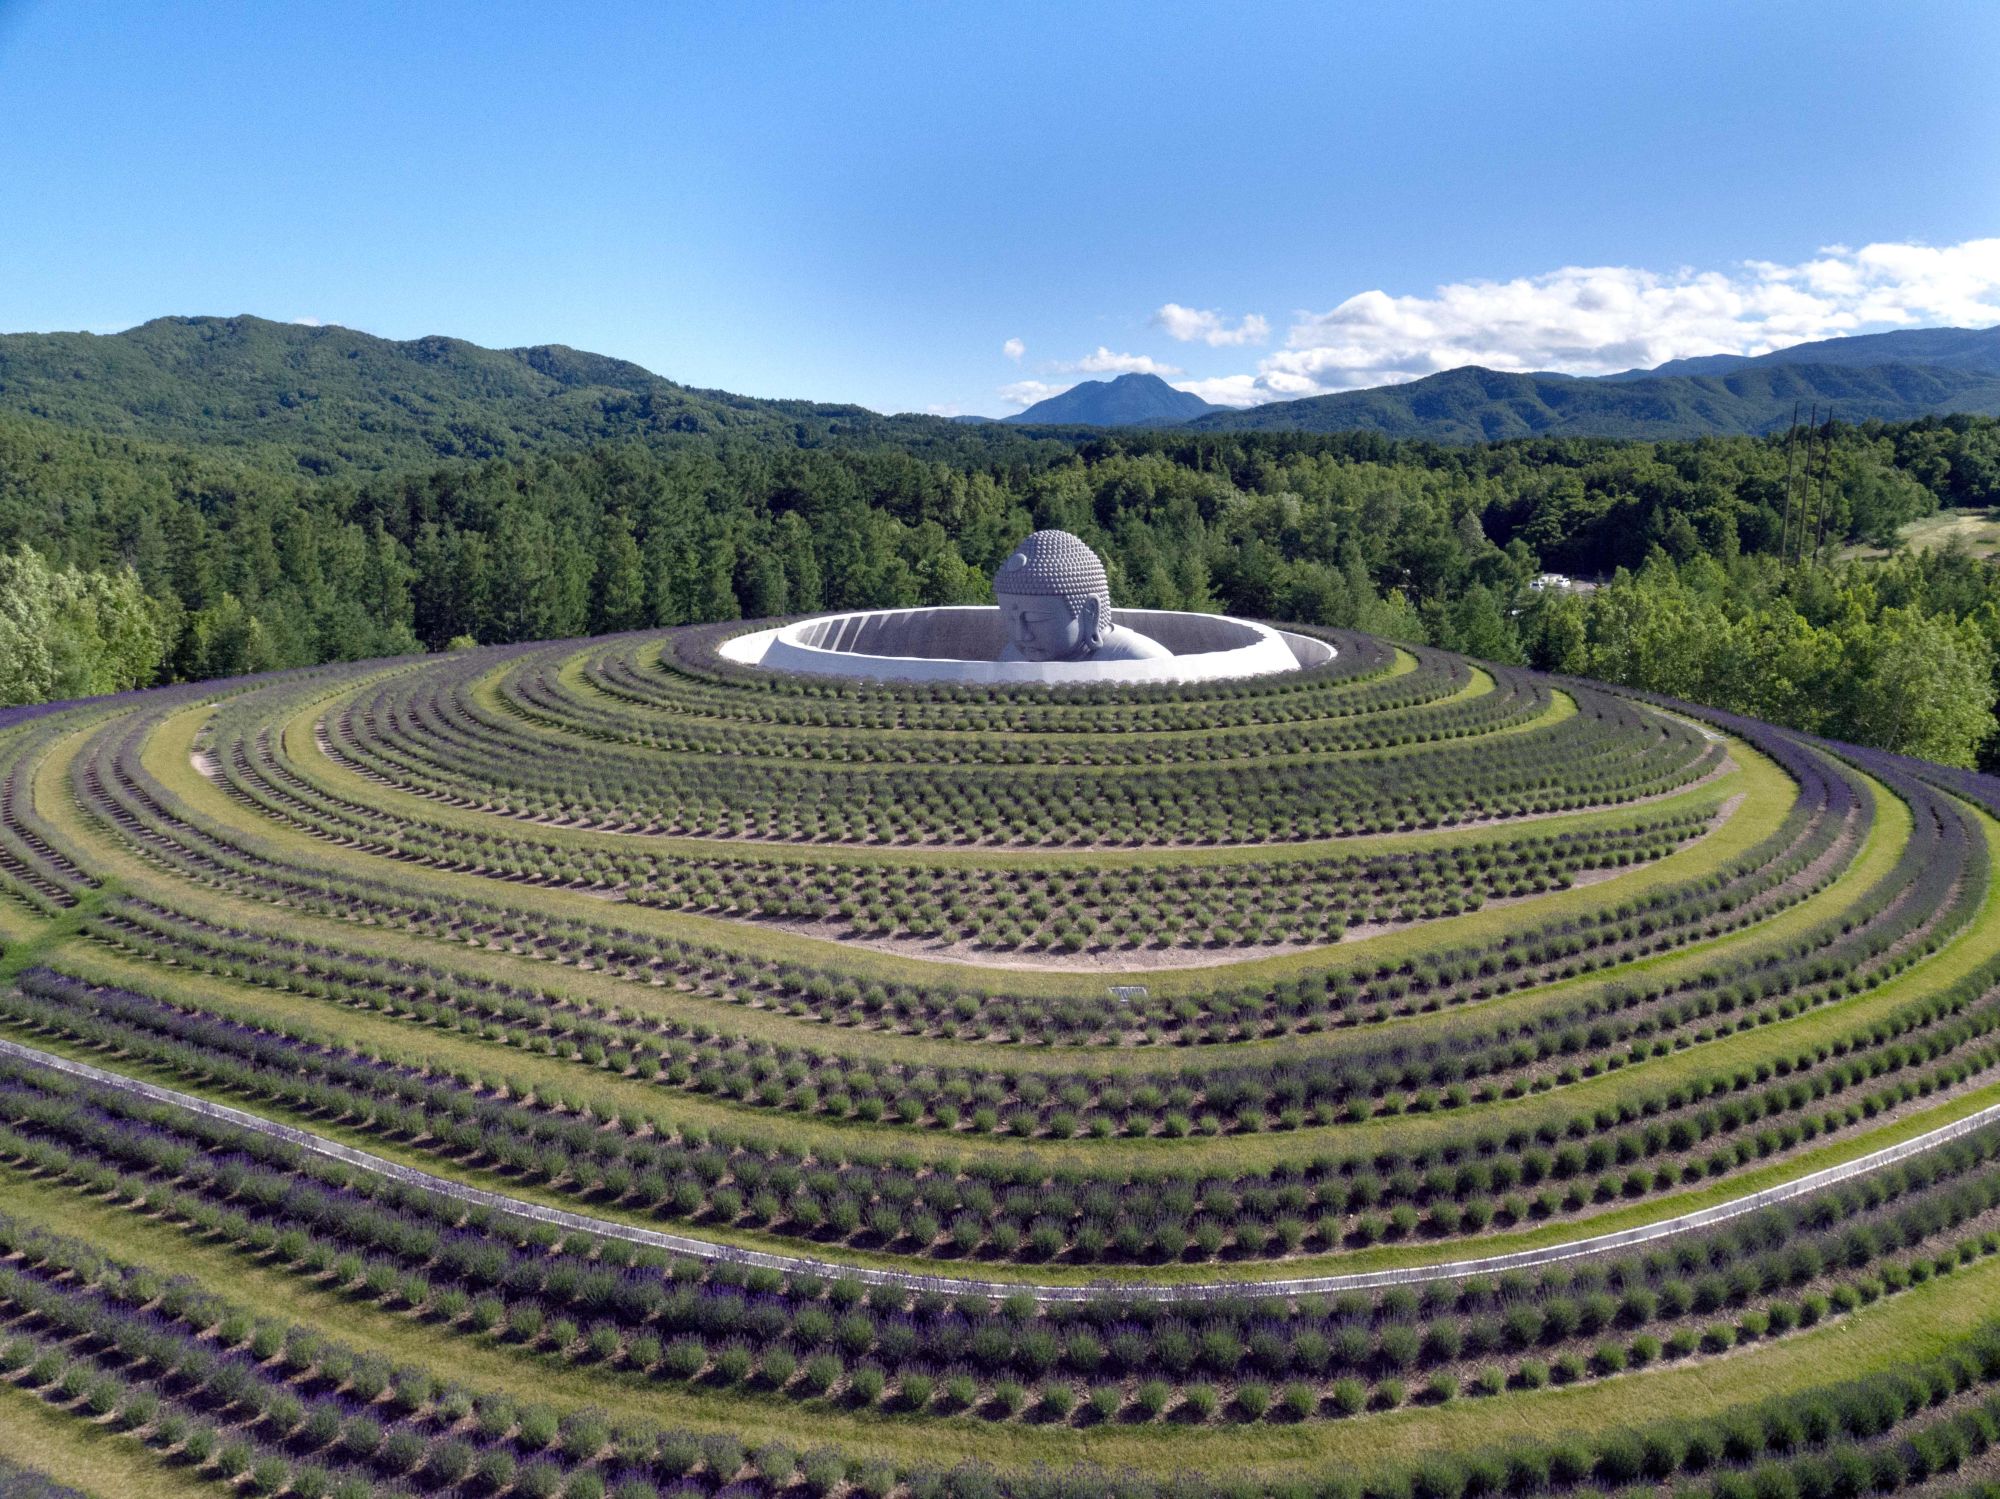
1001,372 -> 1221,426
2,315 -> 1998,462
999,324 -> 2000,440
1606,324 -> 2000,381
1188,352 -> 2000,441
0,315 -> 930,473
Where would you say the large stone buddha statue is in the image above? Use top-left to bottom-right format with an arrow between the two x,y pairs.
992,530 -> 1172,664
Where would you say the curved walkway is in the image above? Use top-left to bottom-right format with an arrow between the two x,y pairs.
7,1033 -> 1997,1305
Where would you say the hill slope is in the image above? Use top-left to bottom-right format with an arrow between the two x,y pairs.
0,315 -> 935,472
1003,372 -> 1220,426
7,626 -> 2000,1499
1190,358 -> 2000,440
1611,323 -> 2000,381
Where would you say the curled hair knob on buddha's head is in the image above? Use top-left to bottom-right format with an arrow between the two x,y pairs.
993,530 -> 1113,612
991,529 -> 1171,665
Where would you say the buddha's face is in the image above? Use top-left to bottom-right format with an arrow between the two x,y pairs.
1000,593 -> 1092,661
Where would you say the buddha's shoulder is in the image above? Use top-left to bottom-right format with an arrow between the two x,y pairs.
1092,628 -> 1173,661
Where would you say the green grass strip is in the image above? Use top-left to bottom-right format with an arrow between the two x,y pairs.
0,900 -> 48,947
0,1382 -> 206,1499
0,881 -> 117,986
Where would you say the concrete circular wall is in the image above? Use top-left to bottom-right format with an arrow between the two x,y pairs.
718,606 -> 1331,685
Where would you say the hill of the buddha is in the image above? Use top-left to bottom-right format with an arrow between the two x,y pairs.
5,623 -> 2000,1496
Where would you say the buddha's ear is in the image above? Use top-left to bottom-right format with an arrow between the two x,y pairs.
1077,595 -> 1104,648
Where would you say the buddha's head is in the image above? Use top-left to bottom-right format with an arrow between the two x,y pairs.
992,529 -> 1112,662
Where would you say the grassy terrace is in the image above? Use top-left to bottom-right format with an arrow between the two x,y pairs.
171,700 -> 1770,1002
9,1166 -> 2000,1483
540,640 -> 1448,753
4,625 -> 1999,1499
294,672 -> 1645,874
38,730 -> 1911,1178
22,895 -> 2000,1289
22,765 -> 1952,1176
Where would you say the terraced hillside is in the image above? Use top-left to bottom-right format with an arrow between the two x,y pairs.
7,625 -> 2000,1499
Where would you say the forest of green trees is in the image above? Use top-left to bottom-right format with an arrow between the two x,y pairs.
4,405 -> 2000,767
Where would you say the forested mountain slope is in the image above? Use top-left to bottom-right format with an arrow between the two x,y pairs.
1003,372 -> 1220,426
0,315 -> 961,472
1190,359 -> 2000,440
1619,322 -> 2000,381
10,316 -> 1998,459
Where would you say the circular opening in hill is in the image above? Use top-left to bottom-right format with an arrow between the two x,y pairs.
719,606 -> 1331,684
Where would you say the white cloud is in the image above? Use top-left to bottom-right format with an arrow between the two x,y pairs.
999,379 -> 1067,409
1064,346 -> 1183,376
1172,374 -> 1266,409
291,316 -> 327,327
1164,237 -> 2000,407
1002,336 -> 1025,361
1153,303 -> 1270,347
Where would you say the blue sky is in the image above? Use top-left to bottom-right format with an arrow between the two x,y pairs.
1,1 -> 1996,416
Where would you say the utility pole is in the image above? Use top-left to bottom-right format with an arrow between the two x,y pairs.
1778,401 -> 1802,563
1810,407 -> 1838,566
1800,409 -> 1823,567
1789,403 -> 1818,564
